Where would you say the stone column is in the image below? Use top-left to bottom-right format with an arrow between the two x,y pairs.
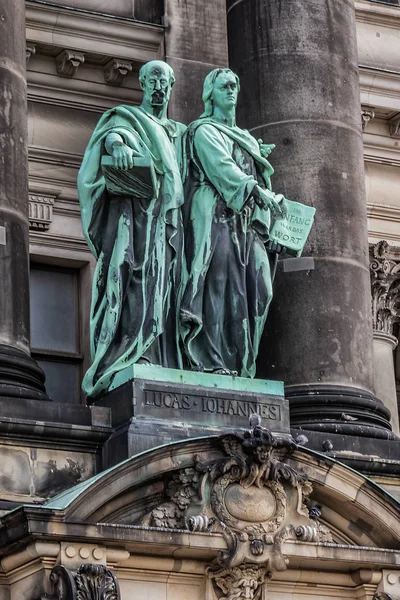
164,0 -> 228,125
370,241 -> 400,434
0,0 -> 47,400
227,0 -> 393,438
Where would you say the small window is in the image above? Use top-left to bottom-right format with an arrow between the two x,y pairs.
30,265 -> 82,403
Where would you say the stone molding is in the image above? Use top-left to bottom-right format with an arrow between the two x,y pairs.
25,1 -> 163,63
356,0 -> 400,31
368,203 -> 400,225
370,240 -> 400,335
359,68 -> 400,115
55,49 -> 85,78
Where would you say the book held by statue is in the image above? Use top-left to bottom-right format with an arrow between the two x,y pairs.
101,155 -> 157,200
269,199 -> 316,257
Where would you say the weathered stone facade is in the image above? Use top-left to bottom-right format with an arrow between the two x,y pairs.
0,0 -> 399,598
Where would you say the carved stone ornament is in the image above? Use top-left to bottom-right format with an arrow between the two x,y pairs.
56,49 -> 85,78
142,417 -> 333,584
146,467 -> 201,529
46,564 -> 120,600
207,563 -> 269,600
26,43 -> 36,66
362,106 -> 375,131
389,113 -> 400,138
370,241 -> 400,335
374,594 -> 400,600
29,194 -> 56,231
104,59 -> 133,86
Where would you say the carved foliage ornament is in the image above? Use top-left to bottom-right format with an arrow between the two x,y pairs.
46,564 -> 120,600
370,240 -> 400,335
149,467 -> 200,529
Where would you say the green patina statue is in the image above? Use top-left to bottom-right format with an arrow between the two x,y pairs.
79,63 -> 311,395
179,68 -> 287,377
78,60 -> 185,397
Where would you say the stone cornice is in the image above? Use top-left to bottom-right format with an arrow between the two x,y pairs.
356,0 -> 400,30
360,67 -> 400,113
367,203 -> 400,224
25,1 -> 164,63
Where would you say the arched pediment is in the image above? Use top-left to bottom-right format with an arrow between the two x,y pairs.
44,430 -> 400,551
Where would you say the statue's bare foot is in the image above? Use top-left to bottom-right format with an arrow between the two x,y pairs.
212,368 -> 238,376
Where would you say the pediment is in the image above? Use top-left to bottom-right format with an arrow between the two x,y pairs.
42,426 -> 400,553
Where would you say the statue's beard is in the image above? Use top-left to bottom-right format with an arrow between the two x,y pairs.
151,90 -> 165,105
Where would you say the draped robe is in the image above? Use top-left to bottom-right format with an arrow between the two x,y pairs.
78,106 -> 185,397
180,119 -> 276,377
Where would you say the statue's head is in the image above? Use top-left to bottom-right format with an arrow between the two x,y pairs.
139,60 -> 175,108
201,68 -> 240,117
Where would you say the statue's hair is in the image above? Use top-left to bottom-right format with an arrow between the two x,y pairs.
139,60 -> 175,87
200,68 -> 240,118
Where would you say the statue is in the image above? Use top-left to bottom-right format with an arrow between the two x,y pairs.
180,68 -> 286,377
78,60 -> 185,397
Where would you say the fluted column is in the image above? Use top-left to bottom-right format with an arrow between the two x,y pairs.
227,0 -> 393,438
0,0 -> 47,400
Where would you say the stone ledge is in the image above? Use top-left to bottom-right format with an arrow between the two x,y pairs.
25,1 -> 164,63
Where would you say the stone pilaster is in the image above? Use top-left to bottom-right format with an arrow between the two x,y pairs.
227,0 -> 393,438
0,0 -> 47,400
370,241 -> 400,434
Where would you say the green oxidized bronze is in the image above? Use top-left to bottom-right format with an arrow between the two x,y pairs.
79,63 -> 314,396
180,68 -> 290,378
78,60 -> 186,397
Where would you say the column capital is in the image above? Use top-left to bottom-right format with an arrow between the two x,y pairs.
370,241 -> 400,336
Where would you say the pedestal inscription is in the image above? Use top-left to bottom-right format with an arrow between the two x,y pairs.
94,366 -> 288,465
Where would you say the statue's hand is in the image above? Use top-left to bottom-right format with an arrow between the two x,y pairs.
255,187 -> 285,219
111,142 -> 135,170
257,139 -> 276,158
273,193 -> 288,219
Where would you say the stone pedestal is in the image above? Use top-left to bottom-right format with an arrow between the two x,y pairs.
93,365 -> 289,467
227,0 -> 393,438
0,0 -> 48,400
